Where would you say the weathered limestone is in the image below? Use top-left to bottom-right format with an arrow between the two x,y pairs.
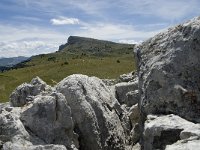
115,80 -> 138,106
128,104 -> 140,144
126,90 -> 139,107
143,114 -> 200,150
136,16 -> 200,122
119,72 -> 137,82
165,137 -> 200,150
2,74 -> 132,150
3,142 -> 67,150
0,107 -> 29,144
56,74 -> 127,150
10,77 -> 52,107
0,106 -> 48,150
20,92 -> 78,149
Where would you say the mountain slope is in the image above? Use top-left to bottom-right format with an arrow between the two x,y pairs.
0,36 -> 136,102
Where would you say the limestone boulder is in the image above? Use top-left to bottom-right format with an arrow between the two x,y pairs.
136,16 -> 200,122
0,107 -> 29,144
165,137 -> 200,150
3,142 -> 67,150
143,114 -> 200,150
10,77 -> 52,107
20,92 -> 78,149
56,74 -> 127,150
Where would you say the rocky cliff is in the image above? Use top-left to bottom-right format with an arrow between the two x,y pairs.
1,17 -> 200,150
58,36 -> 116,51
58,36 -> 134,56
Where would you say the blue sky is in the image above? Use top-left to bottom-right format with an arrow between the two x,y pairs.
0,0 -> 200,57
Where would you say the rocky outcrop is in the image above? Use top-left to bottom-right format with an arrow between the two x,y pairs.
9,77 -> 52,107
3,141 -> 67,150
165,137 -> 200,150
133,16 -> 200,150
136,16 -> 200,123
1,75 -> 133,150
143,114 -> 200,150
0,107 -> 29,145
56,74 -> 127,150
20,93 -> 78,149
0,105 -> 67,150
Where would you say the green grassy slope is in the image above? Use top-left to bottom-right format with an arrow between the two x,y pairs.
0,36 -> 136,102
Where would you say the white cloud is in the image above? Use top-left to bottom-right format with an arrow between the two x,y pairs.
0,41 -> 58,57
51,17 -> 80,25
118,39 -> 142,44
0,24 -> 67,57
0,24 -> 66,42
77,23 -> 164,41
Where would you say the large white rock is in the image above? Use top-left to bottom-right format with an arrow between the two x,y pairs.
143,114 -> 200,150
56,74 -> 127,150
20,92 -> 78,149
165,137 -> 200,150
3,142 -> 67,150
136,16 -> 200,122
0,107 -> 29,144
10,77 -> 52,107
0,106 -> 43,149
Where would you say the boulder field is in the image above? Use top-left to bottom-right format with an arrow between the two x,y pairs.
1,16 -> 200,150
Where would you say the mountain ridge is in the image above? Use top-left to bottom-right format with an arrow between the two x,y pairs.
59,36 -> 118,51
58,36 -> 134,55
0,56 -> 28,67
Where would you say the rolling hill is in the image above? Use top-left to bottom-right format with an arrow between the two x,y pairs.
0,56 -> 28,66
0,36 -> 136,102
0,56 -> 28,71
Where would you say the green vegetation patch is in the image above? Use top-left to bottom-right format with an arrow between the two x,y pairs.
0,54 -> 135,102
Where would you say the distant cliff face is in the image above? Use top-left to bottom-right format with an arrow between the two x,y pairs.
67,36 -> 115,45
58,36 -> 134,55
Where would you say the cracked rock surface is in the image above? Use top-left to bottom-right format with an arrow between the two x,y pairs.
136,16 -> 200,122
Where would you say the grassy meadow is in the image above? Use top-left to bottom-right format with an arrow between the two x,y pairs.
0,52 -> 135,102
